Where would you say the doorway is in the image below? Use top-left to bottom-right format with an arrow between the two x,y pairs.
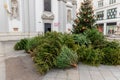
44,23 -> 51,33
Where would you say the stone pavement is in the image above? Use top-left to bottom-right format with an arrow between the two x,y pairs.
42,64 -> 120,80
6,55 -> 43,80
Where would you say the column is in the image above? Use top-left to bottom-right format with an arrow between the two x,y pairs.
104,9 -> 107,35
22,0 -> 36,36
58,0 -> 67,33
22,0 -> 29,33
58,0 -> 64,32
104,23 -> 107,35
28,0 -> 36,33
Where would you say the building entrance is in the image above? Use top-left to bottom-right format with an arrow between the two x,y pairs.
44,23 -> 51,33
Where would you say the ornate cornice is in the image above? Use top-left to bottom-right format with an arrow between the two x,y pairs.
41,12 -> 54,20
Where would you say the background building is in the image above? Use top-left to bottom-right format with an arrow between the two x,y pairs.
77,0 -> 120,35
93,0 -> 120,35
0,0 -> 77,41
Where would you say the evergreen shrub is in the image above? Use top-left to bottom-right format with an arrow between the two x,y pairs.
73,34 -> 91,46
33,32 -> 78,74
25,36 -> 43,55
102,41 -> 120,65
14,38 -> 28,50
77,45 -> 104,66
61,33 -> 77,51
33,32 -> 63,74
84,29 -> 106,49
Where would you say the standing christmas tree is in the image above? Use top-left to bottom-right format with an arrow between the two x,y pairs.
72,0 -> 96,34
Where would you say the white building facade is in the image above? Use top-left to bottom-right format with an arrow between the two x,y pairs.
0,0 -> 77,41
93,0 -> 120,35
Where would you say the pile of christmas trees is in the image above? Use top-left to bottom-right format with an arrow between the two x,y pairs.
14,0 -> 120,75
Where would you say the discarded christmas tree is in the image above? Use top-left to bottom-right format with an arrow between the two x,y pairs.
56,46 -> 78,69
72,0 -> 96,34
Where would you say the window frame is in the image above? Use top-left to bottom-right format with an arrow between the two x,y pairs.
107,8 -> 117,19
98,0 -> 104,7
109,0 -> 116,4
96,11 -> 104,20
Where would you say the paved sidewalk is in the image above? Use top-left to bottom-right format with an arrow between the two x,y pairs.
42,64 -> 120,80
6,55 -> 43,80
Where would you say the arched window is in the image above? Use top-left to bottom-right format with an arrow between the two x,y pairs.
44,0 -> 51,12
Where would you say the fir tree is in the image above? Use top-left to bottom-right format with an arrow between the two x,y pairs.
72,0 -> 96,34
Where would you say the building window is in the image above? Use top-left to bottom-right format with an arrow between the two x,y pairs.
107,22 -> 117,35
107,8 -> 117,19
44,0 -> 51,12
67,10 -> 71,23
97,24 -> 104,33
96,11 -> 104,20
98,0 -> 103,7
109,0 -> 116,4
